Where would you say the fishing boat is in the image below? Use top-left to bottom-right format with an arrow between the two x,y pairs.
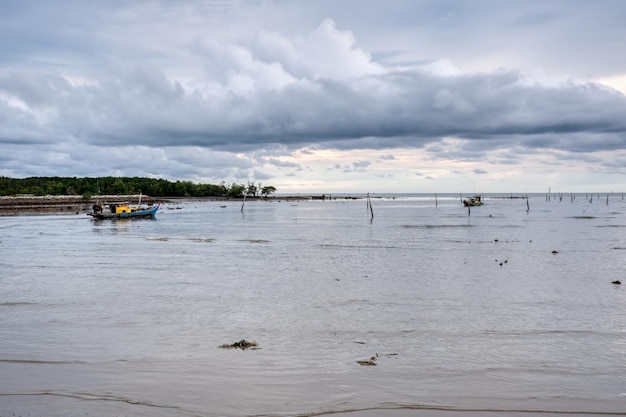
88,201 -> 160,219
463,195 -> 484,207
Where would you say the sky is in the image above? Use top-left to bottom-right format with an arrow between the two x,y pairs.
1,0 -> 626,194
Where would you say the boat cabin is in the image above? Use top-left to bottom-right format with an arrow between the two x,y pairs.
463,195 -> 484,207
108,202 -> 135,214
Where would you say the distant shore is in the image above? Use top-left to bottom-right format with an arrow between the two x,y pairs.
0,194 -> 351,215
0,195 -> 155,213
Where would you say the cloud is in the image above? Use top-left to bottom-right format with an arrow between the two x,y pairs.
5,51 -> 625,156
352,160 -> 372,169
1,1 -> 626,192
264,158 -> 301,169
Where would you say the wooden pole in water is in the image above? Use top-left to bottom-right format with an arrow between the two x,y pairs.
241,192 -> 246,213
367,193 -> 374,220
435,193 -> 438,207
526,196 -> 530,212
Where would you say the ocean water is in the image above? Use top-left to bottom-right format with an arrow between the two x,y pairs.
1,194 -> 625,417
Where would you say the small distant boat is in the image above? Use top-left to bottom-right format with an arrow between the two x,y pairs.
463,195 -> 484,207
88,202 -> 160,219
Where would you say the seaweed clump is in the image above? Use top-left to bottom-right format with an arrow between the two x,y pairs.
219,339 -> 258,350
356,352 -> 398,366
357,355 -> 377,366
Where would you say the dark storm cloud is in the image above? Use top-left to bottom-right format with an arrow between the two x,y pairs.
264,158 -> 301,169
3,65 -> 623,155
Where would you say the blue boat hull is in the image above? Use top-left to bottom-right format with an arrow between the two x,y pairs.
88,205 -> 159,220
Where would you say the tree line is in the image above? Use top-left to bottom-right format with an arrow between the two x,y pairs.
0,176 -> 277,199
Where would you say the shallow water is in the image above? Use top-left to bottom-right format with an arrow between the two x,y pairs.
1,194 -> 625,416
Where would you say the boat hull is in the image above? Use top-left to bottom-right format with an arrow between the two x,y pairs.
88,204 -> 159,219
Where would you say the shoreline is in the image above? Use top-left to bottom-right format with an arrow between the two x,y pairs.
0,195 -> 159,216
0,194 -> 349,216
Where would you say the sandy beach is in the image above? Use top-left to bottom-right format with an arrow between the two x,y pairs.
2,195 -> 625,417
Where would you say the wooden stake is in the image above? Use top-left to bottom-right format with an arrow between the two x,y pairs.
367,193 -> 374,220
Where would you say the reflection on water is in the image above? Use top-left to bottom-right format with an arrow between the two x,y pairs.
1,195 -> 625,416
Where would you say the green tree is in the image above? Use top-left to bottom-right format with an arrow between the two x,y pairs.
246,181 -> 257,197
261,185 -> 277,197
174,180 -> 194,197
227,183 -> 246,198
0,176 -> 271,198
109,179 -> 128,195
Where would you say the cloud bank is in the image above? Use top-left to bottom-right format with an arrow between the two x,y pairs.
1,1 -> 625,192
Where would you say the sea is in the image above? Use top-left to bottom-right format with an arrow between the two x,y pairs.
1,193 -> 625,417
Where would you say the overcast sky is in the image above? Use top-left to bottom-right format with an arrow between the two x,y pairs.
1,0 -> 626,193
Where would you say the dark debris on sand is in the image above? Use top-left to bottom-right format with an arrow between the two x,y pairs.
356,352 -> 398,366
219,339 -> 259,350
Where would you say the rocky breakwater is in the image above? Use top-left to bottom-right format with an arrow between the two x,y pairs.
0,195 -> 160,215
